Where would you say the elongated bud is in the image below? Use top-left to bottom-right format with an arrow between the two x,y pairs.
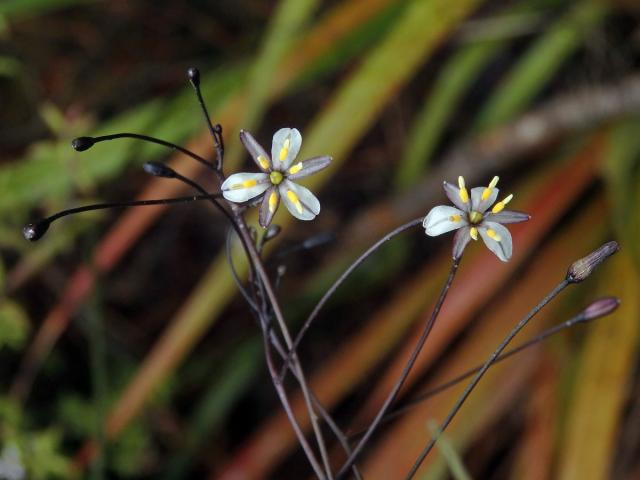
23,220 -> 50,241
143,161 -> 176,178
71,136 -> 95,152
581,296 -> 620,321
187,67 -> 200,86
567,241 -> 619,283
302,232 -> 335,250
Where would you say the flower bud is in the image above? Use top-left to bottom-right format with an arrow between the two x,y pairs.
567,241 -> 619,283
23,220 -> 50,241
71,136 -> 95,152
581,297 -> 620,321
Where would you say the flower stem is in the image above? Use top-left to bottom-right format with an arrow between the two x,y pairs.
405,279 -> 569,479
279,217 -> 425,382
336,257 -> 461,479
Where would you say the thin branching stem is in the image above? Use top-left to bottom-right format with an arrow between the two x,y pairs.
90,133 -> 214,169
279,217 -> 425,381
337,257 -> 461,479
405,279 -> 569,479
349,307 -> 596,439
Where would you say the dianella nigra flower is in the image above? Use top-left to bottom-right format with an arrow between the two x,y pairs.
221,128 -> 332,227
423,176 -> 530,261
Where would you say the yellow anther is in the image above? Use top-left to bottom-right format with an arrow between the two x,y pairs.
459,188 -> 469,204
449,214 -> 461,222
489,176 -> 499,189
458,176 -> 466,189
487,228 -> 501,241
268,191 -> 278,213
289,162 -> 303,175
287,190 -> 303,213
470,227 -> 478,240
279,138 -> 290,161
481,176 -> 500,201
257,155 -> 270,170
491,194 -> 513,214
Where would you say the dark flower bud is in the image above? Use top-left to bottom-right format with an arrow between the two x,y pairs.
143,161 -> 176,178
567,241 -> 619,283
187,67 -> 200,86
71,136 -> 95,152
23,220 -> 50,241
581,297 -> 620,321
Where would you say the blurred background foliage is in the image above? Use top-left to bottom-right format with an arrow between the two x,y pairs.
0,0 -> 639,478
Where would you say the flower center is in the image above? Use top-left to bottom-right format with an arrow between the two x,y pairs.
469,210 -> 483,224
270,171 -> 284,185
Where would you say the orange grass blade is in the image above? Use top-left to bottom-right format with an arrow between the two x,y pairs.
557,251 -> 639,480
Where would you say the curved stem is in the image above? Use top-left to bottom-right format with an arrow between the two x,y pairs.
336,257 -> 461,479
43,193 -> 222,224
405,279 -> 569,479
350,308 -> 593,439
279,217 -> 425,381
91,133 -> 214,169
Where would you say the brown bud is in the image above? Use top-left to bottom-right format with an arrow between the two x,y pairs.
567,241 -> 619,283
581,297 -> 620,321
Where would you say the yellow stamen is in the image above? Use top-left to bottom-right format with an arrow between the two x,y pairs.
231,179 -> 257,190
487,228 -> 501,241
257,155 -> 270,170
279,138 -> 290,161
287,190 -> 303,213
470,227 -> 478,240
491,193 -> 513,214
449,214 -> 461,222
458,176 -> 469,203
289,162 -> 303,175
268,191 -> 278,213
481,176 -> 500,201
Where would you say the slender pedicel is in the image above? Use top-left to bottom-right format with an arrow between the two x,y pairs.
348,297 -> 619,438
71,133 -> 214,169
406,244 -> 620,478
336,257 -> 461,479
187,67 -> 224,169
279,217 -> 424,382
23,193 -> 222,241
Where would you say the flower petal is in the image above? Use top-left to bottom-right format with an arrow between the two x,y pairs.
452,226 -> 471,260
485,209 -> 530,224
423,205 -> 467,236
443,181 -> 470,211
286,155 -> 332,180
471,186 -> 499,213
240,130 -> 272,172
259,186 -> 280,228
221,172 -> 270,203
271,128 -> 302,170
279,179 -> 320,221
478,221 -> 513,262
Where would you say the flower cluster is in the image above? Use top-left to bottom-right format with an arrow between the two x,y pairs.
222,128 -> 331,228
423,176 -> 530,261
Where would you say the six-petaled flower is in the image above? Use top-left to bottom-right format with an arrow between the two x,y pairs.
423,175 -> 530,261
221,128 -> 331,227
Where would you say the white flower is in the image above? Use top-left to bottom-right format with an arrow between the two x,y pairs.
423,175 -> 530,262
221,128 -> 332,227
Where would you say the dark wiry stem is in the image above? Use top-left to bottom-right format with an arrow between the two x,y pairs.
405,280 -> 569,479
78,133 -> 214,169
279,217 -> 425,382
337,257 -> 461,479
